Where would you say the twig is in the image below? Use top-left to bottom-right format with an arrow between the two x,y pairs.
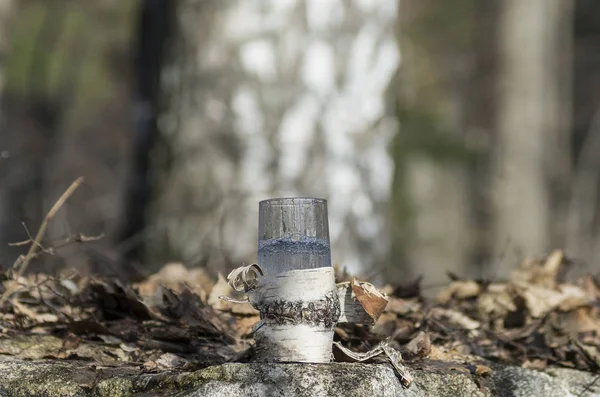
0,177 -> 84,307
577,374 -> 600,397
7,240 -> 31,247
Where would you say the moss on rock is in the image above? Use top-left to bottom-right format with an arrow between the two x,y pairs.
0,357 -> 596,396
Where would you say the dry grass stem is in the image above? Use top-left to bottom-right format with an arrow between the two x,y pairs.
0,177 -> 85,307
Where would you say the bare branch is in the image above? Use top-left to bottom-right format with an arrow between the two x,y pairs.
0,177 -> 84,307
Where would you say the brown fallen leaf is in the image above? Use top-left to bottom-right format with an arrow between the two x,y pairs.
510,250 -> 568,289
391,324 -> 415,341
428,345 -> 471,362
543,250 -> 564,279
337,280 -> 388,324
583,275 -> 600,298
334,326 -> 351,341
473,364 -> 492,376
403,331 -> 431,360
231,315 -> 261,337
557,284 -> 593,311
517,283 -> 592,318
143,360 -> 158,371
569,307 -> 600,334
155,352 -> 188,369
89,278 -> 154,321
135,262 -> 213,302
351,278 -> 389,322
61,333 -> 81,350
430,307 -> 480,330
522,359 -> 548,370
476,283 -> 517,318
385,298 -> 421,315
437,280 -> 482,304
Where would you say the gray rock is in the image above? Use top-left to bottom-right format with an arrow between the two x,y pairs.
177,363 -> 407,397
0,357 -> 597,397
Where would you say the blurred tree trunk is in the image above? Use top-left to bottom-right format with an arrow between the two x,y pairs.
567,0 -> 600,273
115,0 -> 174,278
391,0 -> 485,287
0,1 -> 136,273
492,0 -> 573,275
145,1 -> 399,274
0,0 -> 20,262
0,0 -> 12,97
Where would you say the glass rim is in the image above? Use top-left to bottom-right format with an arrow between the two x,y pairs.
259,197 -> 327,206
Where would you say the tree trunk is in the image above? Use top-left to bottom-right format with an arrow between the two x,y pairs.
147,1 -> 400,275
391,0 -> 482,287
567,0 -> 600,274
0,0 -> 12,96
492,0 -> 573,275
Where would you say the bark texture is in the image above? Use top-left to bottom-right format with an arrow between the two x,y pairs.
147,1 -> 399,275
392,0 -> 480,285
492,0 -> 573,273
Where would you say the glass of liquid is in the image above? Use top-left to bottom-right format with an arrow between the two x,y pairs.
258,197 -> 331,275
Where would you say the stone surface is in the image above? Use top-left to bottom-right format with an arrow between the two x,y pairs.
0,357 -> 597,397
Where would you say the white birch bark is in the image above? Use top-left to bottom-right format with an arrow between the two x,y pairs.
248,267 -> 338,363
150,0 -> 399,275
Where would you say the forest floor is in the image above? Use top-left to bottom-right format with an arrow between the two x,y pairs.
0,249 -> 597,386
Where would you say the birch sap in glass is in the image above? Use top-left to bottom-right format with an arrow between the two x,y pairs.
258,197 -> 331,275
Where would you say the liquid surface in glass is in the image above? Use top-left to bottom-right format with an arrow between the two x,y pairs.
258,234 -> 331,275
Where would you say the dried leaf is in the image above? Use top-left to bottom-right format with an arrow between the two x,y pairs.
557,284 -> 593,311
350,278 -> 389,322
155,353 -> 188,369
430,308 -> 480,330
510,250 -> 568,289
543,250 -> 564,277
61,333 -> 81,350
385,298 -> 421,315
391,324 -> 415,341
337,282 -> 373,324
477,283 -> 517,318
135,262 -> 213,302
403,331 -> 431,360
89,279 -> 153,321
437,280 -> 481,304
473,364 -> 492,376
583,275 -> 600,298
518,283 -> 592,318
522,359 -> 548,370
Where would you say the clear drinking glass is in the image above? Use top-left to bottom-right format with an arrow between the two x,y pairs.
258,197 -> 331,275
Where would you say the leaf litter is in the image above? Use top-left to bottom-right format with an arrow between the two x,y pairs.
0,248 -> 596,386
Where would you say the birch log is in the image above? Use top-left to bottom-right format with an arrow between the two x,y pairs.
248,267 -> 339,363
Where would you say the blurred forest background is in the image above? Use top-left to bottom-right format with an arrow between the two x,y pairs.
0,0 -> 599,290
